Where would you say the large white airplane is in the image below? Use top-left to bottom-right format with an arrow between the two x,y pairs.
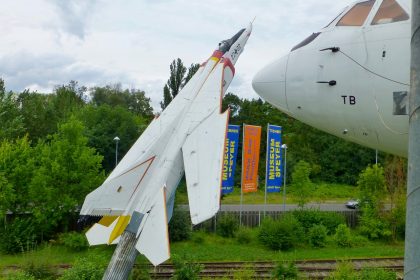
80,24 -> 252,266
252,0 -> 410,157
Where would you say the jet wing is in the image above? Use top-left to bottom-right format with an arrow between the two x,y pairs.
182,62 -> 230,225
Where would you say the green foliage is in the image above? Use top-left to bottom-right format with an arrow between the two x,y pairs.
292,210 -> 345,234
59,232 -> 89,251
23,261 -> 55,280
359,206 -> 391,240
271,262 -> 298,280
0,217 -> 37,254
90,84 -> 153,118
359,267 -> 396,279
236,227 -> 253,245
358,164 -> 386,209
232,264 -> 255,280
334,224 -> 353,248
0,80 -> 25,141
258,215 -> 304,251
172,255 -> 203,280
169,208 -> 192,242
308,225 -> 328,248
59,257 -> 106,280
326,262 -> 357,280
291,160 -> 312,208
217,214 -> 239,238
77,104 -> 147,172
5,271 -> 36,280
161,59 -> 199,109
131,267 -> 151,280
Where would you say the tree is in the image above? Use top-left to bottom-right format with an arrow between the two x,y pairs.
292,160 -> 312,208
0,79 -> 25,140
160,59 -> 200,109
90,84 -> 153,119
358,164 -> 386,209
76,105 -> 148,173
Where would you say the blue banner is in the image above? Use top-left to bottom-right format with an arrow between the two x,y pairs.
266,125 -> 282,193
222,125 -> 240,194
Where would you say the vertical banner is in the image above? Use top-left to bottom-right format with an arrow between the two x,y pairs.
241,125 -> 262,193
265,125 -> 283,193
221,125 -> 240,194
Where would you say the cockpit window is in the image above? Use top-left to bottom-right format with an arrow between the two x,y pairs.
336,0 -> 375,26
371,0 -> 409,25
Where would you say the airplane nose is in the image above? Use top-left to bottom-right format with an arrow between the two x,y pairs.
252,55 -> 289,113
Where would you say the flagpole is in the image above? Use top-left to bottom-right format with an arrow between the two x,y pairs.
240,124 -> 245,226
282,144 -> 288,212
264,124 -> 269,218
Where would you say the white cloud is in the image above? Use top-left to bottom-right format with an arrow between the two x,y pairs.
0,0 -> 356,110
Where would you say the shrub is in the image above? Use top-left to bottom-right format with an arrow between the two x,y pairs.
259,215 -> 304,251
0,218 -> 38,254
232,264 -> 255,280
334,224 -> 352,248
217,214 -> 239,238
359,206 -> 391,240
6,271 -> 36,280
326,262 -> 357,280
191,231 -> 206,244
23,261 -> 55,280
291,160 -> 312,208
272,262 -> 298,280
169,208 -> 192,242
236,227 -> 253,245
59,257 -> 106,280
172,255 -> 203,280
309,224 -> 328,248
360,267 -> 396,279
292,210 -> 345,234
59,231 -> 88,251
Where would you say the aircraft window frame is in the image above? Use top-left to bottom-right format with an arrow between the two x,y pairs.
324,9 -> 346,28
371,0 -> 409,25
336,0 -> 376,26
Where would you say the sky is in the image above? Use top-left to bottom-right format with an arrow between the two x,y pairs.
1,0 -> 355,111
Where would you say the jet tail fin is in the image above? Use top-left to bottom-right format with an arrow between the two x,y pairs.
136,187 -> 170,266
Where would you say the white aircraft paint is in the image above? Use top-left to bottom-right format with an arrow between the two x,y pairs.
253,0 -> 410,156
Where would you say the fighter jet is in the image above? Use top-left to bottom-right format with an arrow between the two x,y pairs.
80,24 -> 252,266
253,0 -> 410,156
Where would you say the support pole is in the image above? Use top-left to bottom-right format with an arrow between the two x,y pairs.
103,231 -> 139,280
405,2 -> 420,278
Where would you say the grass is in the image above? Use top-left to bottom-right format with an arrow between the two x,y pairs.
0,230 -> 403,271
176,183 -> 359,205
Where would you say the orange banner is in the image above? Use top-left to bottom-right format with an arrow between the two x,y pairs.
241,125 -> 262,193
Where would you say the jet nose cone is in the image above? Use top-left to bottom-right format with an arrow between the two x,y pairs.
252,55 -> 289,113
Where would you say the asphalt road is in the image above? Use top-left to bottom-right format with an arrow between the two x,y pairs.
179,203 -> 356,212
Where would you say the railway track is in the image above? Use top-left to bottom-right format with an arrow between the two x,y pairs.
141,257 -> 404,279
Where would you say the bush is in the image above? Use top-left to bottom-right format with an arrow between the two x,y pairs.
359,206 -> 391,240
334,224 -> 352,248
259,215 -> 304,251
217,214 -> 239,238
172,255 -> 203,280
292,210 -> 345,234
236,227 -> 253,245
169,208 -> 192,242
309,225 -> 328,248
326,262 -> 357,280
360,267 -> 396,279
291,160 -> 312,208
0,218 -> 38,254
23,261 -> 55,280
59,257 -> 106,280
6,271 -> 36,280
59,231 -> 89,251
191,231 -> 206,244
272,262 -> 298,280
232,264 -> 255,280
